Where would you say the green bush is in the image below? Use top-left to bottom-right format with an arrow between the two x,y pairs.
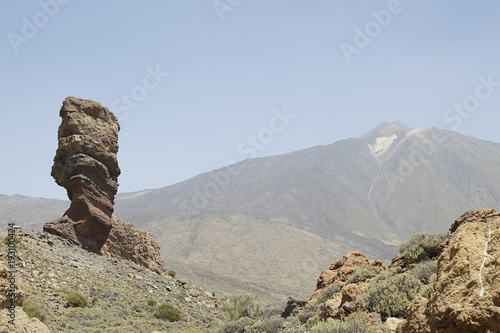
66,292 -> 88,308
216,317 -> 255,333
147,299 -> 157,307
346,267 -> 382,284
247,318 -> 284,332
310,318 -> 340,333
409,260 -> 437,283
220,293 -> 263,320
419,273 -> 437,299
360,272 -> 422,319
167,270 -> 176,278
22,301 -> 48,323
153,303 -> 182,321
399,233 -> 445,264
338,312 -> 377,333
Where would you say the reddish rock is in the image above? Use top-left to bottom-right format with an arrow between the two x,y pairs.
101,216 -> 166,275
43,97 -> 120,253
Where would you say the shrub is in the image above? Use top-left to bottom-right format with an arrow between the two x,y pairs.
220,293 -> 263,320
2,234 -> 22,245
409,260 -> 437,283
22,301 -> 48,323
419,273 -> 437,299
360,272 -> 422,319
338,312 -> 376,333
310,318 -> 340,333
167,270 -> 176,278
399,233 -> 445,264
247,317 -> 284,332
66,292 -> 88,308
316,283 -> 344,304
147,299 -> 157,307
346,267 -> 382,284
154,303 -> 182,321
216,317 -> 255,333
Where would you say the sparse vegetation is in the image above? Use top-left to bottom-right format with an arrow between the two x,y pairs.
66,292 -> 88,308
22,300 -> 48,324
167,270 -> 176,278
220,293 -> 263,320
154,303 -> 183,321
147,299 -> 157,307
346,266 -> 382,284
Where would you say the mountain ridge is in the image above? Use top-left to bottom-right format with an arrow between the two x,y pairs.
3,122 -> 500,303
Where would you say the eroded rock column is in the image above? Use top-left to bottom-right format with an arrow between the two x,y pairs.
43,96 -> 120,253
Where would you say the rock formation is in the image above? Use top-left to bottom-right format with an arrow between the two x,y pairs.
403,209 -> 500,333
101,217 -> 167,275
43,97 -> 120,253
305,251 -> 384,307
0,263 -> 50,333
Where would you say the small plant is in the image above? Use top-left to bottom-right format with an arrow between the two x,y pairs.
346,266 -> 382,284
66,292 -> 88,308
91,296 -> 98,305
2,234 -> 22,245
147,299 -> 157,307
154,303 -> 182,321
22,301 -> 48,324
399,233 -> 445,264
167,270 -> 176,278
220,293 -> 263,320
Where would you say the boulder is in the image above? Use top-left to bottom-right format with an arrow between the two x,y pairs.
403,210 -> 500,333
43,97 -> 120,253
316,251 -> 384,289
101,216 -> 166,275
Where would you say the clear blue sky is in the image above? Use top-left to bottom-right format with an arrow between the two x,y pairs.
1,1 -> 499,200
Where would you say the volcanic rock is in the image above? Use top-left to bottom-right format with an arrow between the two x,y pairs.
101,217 -> 166,275
403,210 -> 500,333
43,97 -> 120,253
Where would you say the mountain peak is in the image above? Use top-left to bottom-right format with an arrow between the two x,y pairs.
359,121 -> 412,141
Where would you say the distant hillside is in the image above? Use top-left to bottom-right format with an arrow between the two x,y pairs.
4,121 -> 500,303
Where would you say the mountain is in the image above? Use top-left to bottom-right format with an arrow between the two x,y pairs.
4,122 -> 500,303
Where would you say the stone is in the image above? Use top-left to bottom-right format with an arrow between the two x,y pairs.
0,307 -> 50,333
43,97 -> 120,254
403,210 -> 500,333
101,217 -> 166,275
383,317 -> 405,332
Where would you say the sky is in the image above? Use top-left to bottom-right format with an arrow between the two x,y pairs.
1,0 -> 499,200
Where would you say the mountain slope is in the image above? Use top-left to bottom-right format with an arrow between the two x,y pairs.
4,122 -> 500,303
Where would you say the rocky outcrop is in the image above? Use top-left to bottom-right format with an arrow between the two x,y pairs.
43,97 -> 120,253
316,251 -> 384,290
101,217 -> 166,275
305,251 -> 384,307
0,263 -> 49,333
403,209 -> 500,333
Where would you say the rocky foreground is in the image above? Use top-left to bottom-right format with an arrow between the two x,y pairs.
0,228 -> 226,332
